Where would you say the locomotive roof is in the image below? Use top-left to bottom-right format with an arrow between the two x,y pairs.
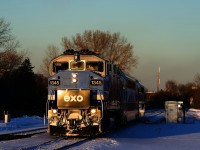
49,49 -> 105,64
51,49 -> 105,61
121,71 -> 136,81
123,72 -> 147,89
63,49 -> 97,55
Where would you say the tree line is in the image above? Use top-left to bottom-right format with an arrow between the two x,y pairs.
0,18 -> 47,118
0,58 -> 47,117
146,79 -> 200,109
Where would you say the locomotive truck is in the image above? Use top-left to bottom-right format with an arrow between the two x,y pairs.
47,49 -> 146,136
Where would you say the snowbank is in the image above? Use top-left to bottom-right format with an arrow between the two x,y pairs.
0,115 -> 46,134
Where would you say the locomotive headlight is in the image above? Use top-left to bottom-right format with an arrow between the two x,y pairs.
72,78 -> 77,83
91,108 -> 97,114
52,109 -> 57,114
71,73 -> 78,83
72,73 -> 78,78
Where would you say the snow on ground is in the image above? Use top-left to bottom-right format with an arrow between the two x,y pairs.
1,109 -> 200,150
0,115 -> 46,135
69,109 -> 200,150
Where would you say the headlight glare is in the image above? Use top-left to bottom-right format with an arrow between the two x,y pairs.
72,73 -> 77,78
52,109 -> 57,114
72,78 -> 77,83
91,108 -> 96,114
72,73 -> 78,83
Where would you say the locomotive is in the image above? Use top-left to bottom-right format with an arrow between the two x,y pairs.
47,49 -> 146,136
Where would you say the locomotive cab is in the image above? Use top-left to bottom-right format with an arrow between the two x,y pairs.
47,50 -> 106,136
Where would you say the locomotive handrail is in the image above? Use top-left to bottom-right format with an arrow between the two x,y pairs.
98,89 -> 104,133
46,99 -> 51,119
97,90 -> 104,119
46,90 -> 55,119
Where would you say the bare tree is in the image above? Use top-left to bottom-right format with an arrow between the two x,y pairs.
165,80 -> 178,95
61,30 -> 138,73
0,50 -> 25,74
0,18 -> 24,75
39,45 -> 60,76
194,73 -> 200,87
0,18 -> 19,51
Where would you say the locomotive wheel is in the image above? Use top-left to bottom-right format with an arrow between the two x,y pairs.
49,125 -> 66,136
121,114 -> 127,126
113,112 -> 122,129
101,113 -> 111,132
49,125 -> 56,136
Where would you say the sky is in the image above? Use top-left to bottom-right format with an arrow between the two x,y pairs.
1,0 -> 200,91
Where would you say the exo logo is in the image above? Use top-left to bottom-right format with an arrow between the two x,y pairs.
64,95 -> 83,102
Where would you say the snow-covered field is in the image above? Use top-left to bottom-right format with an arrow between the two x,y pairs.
0,115 -> 46,135
1,109 -> 200,150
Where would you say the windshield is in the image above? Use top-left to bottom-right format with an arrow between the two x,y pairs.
70,61 -> 84,70
86,61 -> 103,72
53,62 -> 68,73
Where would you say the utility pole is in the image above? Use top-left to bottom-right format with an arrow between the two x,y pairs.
157,67 -> 160,92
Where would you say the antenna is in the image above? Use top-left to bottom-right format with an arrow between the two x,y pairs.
157,67 -> 160,92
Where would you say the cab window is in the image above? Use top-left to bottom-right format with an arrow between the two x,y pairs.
86,61 -> 103,72
70,61 -> 84,70
53,62 -> 68,73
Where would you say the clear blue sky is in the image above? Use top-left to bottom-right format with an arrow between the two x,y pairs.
1,0 -> 200,91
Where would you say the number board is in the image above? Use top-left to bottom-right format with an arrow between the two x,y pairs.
90,79 -> 103,86
49,80 -> 60,86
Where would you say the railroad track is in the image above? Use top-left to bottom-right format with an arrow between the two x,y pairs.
21,132 -> 104,150
21,137 -> 89,150
0,124 -> 106,149
0,127 -> 47,141
0,119 -> 139,149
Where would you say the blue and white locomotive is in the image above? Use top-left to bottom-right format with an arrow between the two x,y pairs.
47,49 -> 146,136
